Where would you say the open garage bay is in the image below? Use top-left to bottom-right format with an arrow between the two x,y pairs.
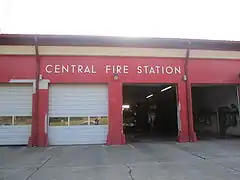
122,84 -> 178,142
192,85 -> 240,140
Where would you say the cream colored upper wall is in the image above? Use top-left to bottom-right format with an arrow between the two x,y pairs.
1,45 -> 240,59
190,50 -> 240,59
38,46 -> 187,58
0,45 -> 35,55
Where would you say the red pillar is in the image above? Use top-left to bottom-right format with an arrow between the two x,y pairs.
177,82 -> 189,142
107,81 -> 126,145
37,80 -> 49,146
177,82 -> 197,142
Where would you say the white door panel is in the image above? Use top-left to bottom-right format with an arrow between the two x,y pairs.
0,84 -> 32,145
48,84 -> 108,145
0,126 -> 31,145
49,125 -> 108,145
49,84 -> 108,117
0,85 -> 32,116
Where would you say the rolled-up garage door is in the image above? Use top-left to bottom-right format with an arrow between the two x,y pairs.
48,84 -> 108,145
0,84 -> 32,145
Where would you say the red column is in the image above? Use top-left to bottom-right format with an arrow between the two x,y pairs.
107,81 -> 126,145
177,82 -> 197,142
37,80 -> 49,146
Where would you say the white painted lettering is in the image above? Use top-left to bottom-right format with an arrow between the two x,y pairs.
62,65 -> 69,73
174,66 -> 181,74
71,65 -> 76,73
91,65 -> 96,73
116,65 -> 122,74
137,66 -> 142,74
78,65 -> 83,73
161,66 -> 165,74
155,66 -> 160,74
166,66 -> 173,74
123,65 -> 128,74
105,65 -> 111,73
45,65 -> 53,73
84,66 -> 91,73
144,66 -> 148,74
55,65 -> 60,73
149,67 -> 155,74
44,64 -> 180,76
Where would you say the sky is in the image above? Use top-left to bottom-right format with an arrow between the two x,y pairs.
0,0 -> 240,40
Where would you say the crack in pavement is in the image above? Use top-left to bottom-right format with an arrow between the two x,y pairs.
215,162 -> 240,174
177,147 -> 208,160
190,152 -> 207,160
24,156 -> 52,180
181,148 -> 240,176
125,164 -> 135,180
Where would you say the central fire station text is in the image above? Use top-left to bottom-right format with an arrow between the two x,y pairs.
45,65 -> 181,75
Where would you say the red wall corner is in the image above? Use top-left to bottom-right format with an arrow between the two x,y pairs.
107,81 -> 126,145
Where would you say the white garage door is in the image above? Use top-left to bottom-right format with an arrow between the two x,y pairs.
0,84 -> 32,145
48,84 -> 108,145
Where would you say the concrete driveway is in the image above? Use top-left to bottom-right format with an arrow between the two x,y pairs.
1,140 -> 240,180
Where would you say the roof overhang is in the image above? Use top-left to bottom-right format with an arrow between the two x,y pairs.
1,34 -> 240,51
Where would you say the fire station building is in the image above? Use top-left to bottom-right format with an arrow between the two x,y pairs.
0,35 -> 239,146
